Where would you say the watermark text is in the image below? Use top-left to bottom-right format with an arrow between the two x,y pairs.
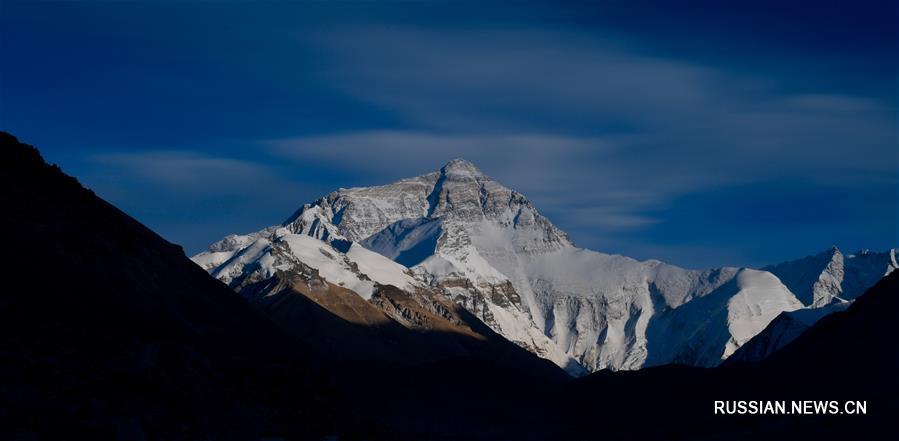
714,400 -> 866,415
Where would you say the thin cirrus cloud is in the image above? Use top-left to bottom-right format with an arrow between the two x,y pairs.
84,150 -> 324,254
265,131 -> 607,179
6,5 -> 888,266
77,24 -> 895,261
310,28 -> 720,133
260,25 -> 897,259
300,27 -> 896,177
90,151 -> 279,198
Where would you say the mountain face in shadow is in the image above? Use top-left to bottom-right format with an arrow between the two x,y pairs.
235,268 -> 570,380
0,132 -> 344,439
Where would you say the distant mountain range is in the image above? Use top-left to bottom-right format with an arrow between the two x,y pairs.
4,131 -> 895,440
195,158 -> 896,375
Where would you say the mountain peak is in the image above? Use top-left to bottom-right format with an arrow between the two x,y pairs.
440,158 -> 486,179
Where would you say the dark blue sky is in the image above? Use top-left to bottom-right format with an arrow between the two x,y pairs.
1,0 -> 896,268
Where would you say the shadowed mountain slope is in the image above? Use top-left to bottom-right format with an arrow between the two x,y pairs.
760,270 -> 899,388
0,132 -> 344,439
236,268 -> 571,380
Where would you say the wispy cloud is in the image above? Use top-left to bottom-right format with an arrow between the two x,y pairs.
266,131 -> 607,178
4,1 -> 894,267
84,150 -> 326,253
91,151 -> 274,197
270,26 -> 897,252
297,27 -> 895,178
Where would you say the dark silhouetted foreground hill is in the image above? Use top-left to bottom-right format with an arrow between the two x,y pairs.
0,132 -> 345,439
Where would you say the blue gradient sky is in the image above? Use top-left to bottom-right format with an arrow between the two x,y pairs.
1,0 -> 896,268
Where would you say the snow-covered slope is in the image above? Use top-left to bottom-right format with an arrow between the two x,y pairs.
204,227 -> 420,299
726,300 -> 851,364
193,159 -> 891,374
722,247 -> 898,363
643,269 -> 803,367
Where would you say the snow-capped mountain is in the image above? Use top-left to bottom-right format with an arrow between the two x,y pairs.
194,159 -> 892,374
763,247 -> 898,307
723,247 -> 897,363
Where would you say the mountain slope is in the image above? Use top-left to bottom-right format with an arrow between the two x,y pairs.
727,247 -> 899,364
0,132 -> 345,439
644,268 -> 803,367
763,246 -> 897,307
760,270 -> 899,386
552,272 -> 899,441
726,300 -> 850,364
196,159 -> 817,373
727,246 -> 899,363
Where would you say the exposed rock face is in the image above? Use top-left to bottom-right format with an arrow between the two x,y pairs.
726,247 -> 898,363
194,159 -> 893,374
764,247 -> 898,307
